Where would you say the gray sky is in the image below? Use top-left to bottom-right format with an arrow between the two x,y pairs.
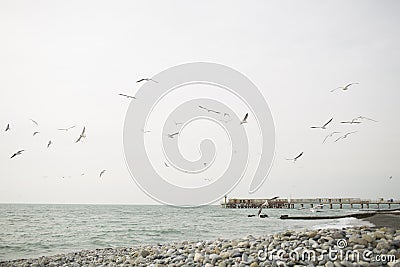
0,0 -> 399,204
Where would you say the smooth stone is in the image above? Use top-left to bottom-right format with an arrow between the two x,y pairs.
391,240 -> 400,249
140,249 -> 150,258
376,241 -> 390,250
194,253 -> 204,262
220,252 -> 230,259
340,260 -> 354,267
361,234 -> 375,243
238,241 -> 250,248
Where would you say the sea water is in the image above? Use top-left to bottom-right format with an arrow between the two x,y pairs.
0,204 -> 372,261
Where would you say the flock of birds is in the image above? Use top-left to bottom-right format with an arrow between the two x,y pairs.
3,80 -> 393,188
3,78 -> 157,178
246,82 -> 393,217
284,82 -> 380,163
7,123 -> 85,157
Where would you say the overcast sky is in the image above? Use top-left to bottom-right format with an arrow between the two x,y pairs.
0,0 -> 399,204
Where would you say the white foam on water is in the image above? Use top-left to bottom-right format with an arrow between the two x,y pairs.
311,217 -> 374,230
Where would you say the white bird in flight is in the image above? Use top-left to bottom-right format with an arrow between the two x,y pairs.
330,82 -> 359,92
99,170 -> 106,178
10,150 -> 24,159
47,140 -> 52,148
198,105 -> 221,114
58,125 -> 76,131
30,119 -> 39,126
258,196 -> 279,217
240,113 -> 249,125
355,116 -> 378,122
118,93 -> 136,99
76,127 -> 86,143
33,131 -> 40,136
167,132 -> 179,138
286,152 -> 304,162
322,132 -> 341,144
5,124 -> 10,132
335,131 -> 357,142
136,78 -> 158,83
310,118 -> 333,129
341,118 -> 361,124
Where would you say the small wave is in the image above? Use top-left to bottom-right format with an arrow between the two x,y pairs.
311,217 -> 374,230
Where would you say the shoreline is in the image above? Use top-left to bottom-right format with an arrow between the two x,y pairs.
362,212 -> 400,230
2,221 -> 399,267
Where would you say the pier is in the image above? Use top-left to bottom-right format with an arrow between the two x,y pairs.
221,196 -> 400,210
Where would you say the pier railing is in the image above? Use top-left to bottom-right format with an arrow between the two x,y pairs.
221,197 -> 400,209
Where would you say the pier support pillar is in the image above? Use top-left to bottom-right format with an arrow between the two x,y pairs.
330,204 -> 333,209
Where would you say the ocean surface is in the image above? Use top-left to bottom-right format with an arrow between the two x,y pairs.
0,204 -> 373,261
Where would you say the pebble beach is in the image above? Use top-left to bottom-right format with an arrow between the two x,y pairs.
2,224 -> 399,267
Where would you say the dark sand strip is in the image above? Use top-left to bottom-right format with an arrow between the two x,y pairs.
363,212 -> 400,229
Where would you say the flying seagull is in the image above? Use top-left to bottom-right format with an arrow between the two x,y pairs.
76,127 -> 86,143
10,150 -> 24,159
58,125 -> 76,131
286,152 -> 304,162
330,82 -> 359,92
33,131 -> 40,136
322,132 -> 341,144
167,132 -> 179,138
47,140 -> 52,148
355,116 -> 378,122
340,118 -> 361,124
223,112 -> 230,118
258,196 -> 279,217
5,124 -> 10,132
174,121 -> 183,126
136,78 -> 158,83
310,118 -> 333,129
141,129 -> 152,133
334,131 -> 357,142
198,105 -> 221,114
30,119 -> 39,126
118,93 -> 136,99
389,176 -> 393,179
99,170 -> 106,178
164,162 -> 169,167
240,113 -> 249,125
